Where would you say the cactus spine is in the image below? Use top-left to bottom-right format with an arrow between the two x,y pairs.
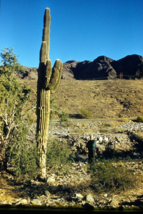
37,8 -> 63,180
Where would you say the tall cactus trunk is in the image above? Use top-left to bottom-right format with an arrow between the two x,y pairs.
37,89 -> 50,179
37,8 -> 63,181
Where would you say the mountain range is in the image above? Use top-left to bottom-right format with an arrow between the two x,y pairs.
18,54 -> 143,81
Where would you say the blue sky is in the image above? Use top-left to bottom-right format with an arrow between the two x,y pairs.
0,0 -> 143,67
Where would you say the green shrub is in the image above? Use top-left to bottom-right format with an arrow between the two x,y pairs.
6,130 -> 40,182
59,111 -> 69,124
136,116 -> 143,123
88,158 -> 138,193
79,108 -> 92,119
46,139 -> 75,175
0,47 -> 39,180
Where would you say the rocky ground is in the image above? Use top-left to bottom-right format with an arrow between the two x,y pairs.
1,120 -> 143,210
1,159 -> 143,211
49,119 -> 143,159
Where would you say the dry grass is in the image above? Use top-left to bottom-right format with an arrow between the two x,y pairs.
51,79 -> 143,119
19,78 -> 143,120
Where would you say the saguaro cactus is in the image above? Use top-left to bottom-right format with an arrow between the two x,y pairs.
37,8 -> 63,180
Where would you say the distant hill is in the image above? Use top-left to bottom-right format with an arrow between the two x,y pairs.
10,54 -> 143,120
62,54 -> 143,80
17,54 -> 143,81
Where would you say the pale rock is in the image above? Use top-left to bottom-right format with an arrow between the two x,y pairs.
82,201 -> 86,205
75,193 -> 84,199
86,194 -> 95,203
19,199 -> 28,205
46,176 -> 55,183
98,136 -> 103,143
110,196 -> 120,208
103,137 -> 108,143
31,199 -> 42,206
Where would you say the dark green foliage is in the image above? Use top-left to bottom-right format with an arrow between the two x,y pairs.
136,116 -> 143,122
0,47 -> 40,181
88,158 -> 138,193
0,47 -> 24,77
5,127 -> 40,182
46,139 -> 75,175
59,111 -> 69,124
0,47 -> 17,67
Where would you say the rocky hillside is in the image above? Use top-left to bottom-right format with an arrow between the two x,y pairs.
17,54 -> 143,80
63,54 -> 143,80
15,54 -> 143,120
17,78 -> 143,120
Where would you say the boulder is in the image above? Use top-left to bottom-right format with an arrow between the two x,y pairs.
103,137 -> 109,143
75,193 -> 84,200
46,176 -> 55,183
19,199 -> 29,205
110,196 -> 120,208
98,137 -> 103,143
31,199 -> 42,206
86,194 -> 95,203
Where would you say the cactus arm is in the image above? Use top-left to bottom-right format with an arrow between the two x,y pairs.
48,63 -> 60,91
48,59 -> 63,93
52,60 -> 63,93
45,59 -> 52,88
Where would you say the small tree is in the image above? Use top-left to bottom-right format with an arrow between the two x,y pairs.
0,47 -> 40,181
